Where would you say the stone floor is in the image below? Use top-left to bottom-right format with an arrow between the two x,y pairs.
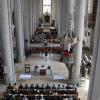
0,53 -> 89,100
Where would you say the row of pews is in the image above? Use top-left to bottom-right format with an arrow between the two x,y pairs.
3,83 -> 80,100
30,38 -> 60,44
25,47 -> 64,57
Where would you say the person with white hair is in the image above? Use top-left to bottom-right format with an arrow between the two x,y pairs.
23,95 -> 28,100
63,96 -> 68,100
40,94 -> 45,100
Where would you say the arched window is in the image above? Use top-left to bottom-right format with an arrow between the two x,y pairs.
43,0 -> 51,14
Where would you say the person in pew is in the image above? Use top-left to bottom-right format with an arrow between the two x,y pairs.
49,90 -> 52,95
5,94 -> 16,100
68,97 -> 73,100
18,83 -> 23,89
0,64 -> 3,78
59,85 -> 65,94
24,84 -> 29,94
80,61 -> 86,77
40,94 -> 45,100
13,83 -> 17,90
34,95 -> 38,100
45,84 -> 51,90
35,84 -> 40,89
63,96 -> 68,100
23,95 -> 29,100
18,83 -> 24,94
24,84 -> 29,89
65,85 -> 73,89
44,84 -> 51,94
28,95 -> 32,100
19,95 -> 24,100
62,85 -> 65,90
11,83 -> 18,94
12,95 -> 16,100
3,96 -> 7,100
52,84 -> 56,91
37,89 -> 40,95
57,84 -> 62,93
30,84 -> 35,90
57,84 -> 61,90
52,95 -> 59,100
40,84 -> 45,92
7,83 -> 13,90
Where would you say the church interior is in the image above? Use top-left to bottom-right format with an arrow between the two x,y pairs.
0,0 -> 99,100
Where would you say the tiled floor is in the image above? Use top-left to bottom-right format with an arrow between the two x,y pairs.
0,53 -> 89,100
78,77 -> 89,100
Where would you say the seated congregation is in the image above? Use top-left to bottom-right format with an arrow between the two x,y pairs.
3,83 -> 80,100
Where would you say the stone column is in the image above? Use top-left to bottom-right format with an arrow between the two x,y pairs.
84,0 -> 89,33
32,0 -> 37,33
23,0 -> 30,46
14,0 -> 25,62
0,0 -> 16,84
0,39 -> 1,51
32,0 -> 35,34
34,0 -> 37,30
90,0 -> 98,51
55,0 -> 58,28
52,0 -> 56,26
61,0 -> 67,35
66,0 -> 74,32
71,0 -> 86,85
88,0 -> 100,100
36,0 -> 40,27
39,0 -> 43,18
57,0 -> 62,35
29,0 -> 33,38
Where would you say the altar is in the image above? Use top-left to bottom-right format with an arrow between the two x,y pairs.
34,65 -> 52,76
